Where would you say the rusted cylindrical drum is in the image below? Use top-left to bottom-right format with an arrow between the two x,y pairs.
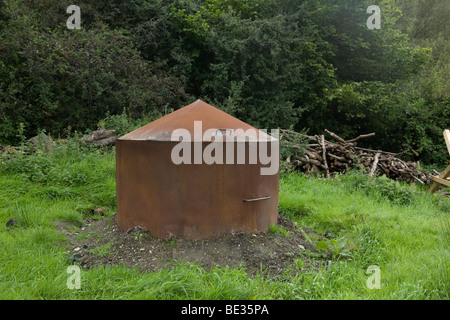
116,100 -> 279,240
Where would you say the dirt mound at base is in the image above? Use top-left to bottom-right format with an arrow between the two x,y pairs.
61,213 -> 326,277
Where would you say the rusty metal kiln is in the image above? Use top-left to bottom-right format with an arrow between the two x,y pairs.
116,100 -> 279,240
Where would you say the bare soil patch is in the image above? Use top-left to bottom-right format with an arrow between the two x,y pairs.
60,213 -> 327,277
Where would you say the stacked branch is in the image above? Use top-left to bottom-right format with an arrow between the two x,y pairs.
79,126 -> 117,147
280,128 -> 433,185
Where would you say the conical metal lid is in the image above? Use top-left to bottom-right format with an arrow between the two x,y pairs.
119,99 -> 276,142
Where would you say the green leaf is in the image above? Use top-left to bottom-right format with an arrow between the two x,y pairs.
315,241 -> 328,251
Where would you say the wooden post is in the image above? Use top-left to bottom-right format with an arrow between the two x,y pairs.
444,129 -> 450,156
427,130 -> 450,194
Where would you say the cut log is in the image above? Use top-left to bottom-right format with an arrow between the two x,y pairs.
328,153 -> 345,162
91,136 -> 118,147
318,134 -> 330,178
369,152 -> 381,177
324,129 -> 347,144
80,126 -> 117,147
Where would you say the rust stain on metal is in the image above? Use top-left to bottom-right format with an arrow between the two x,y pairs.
116,99 -> 279,240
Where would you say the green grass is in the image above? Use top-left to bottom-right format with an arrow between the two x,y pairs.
268,224 -> 290,237
0,141 -> 448,299
278,172 -> 449,299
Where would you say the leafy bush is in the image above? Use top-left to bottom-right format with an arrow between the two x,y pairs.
308,81 -> 449,164
1,0 -> 447,168
99,109 -> 162,137
339,170 -> 420,206
0,0 -> 186,144
0,147 -> 53,183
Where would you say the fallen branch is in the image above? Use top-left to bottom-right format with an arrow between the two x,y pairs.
409,173 -> 425,185
353,146 -> 399,156
324,129 -> 347,144
346,133 -> 376,143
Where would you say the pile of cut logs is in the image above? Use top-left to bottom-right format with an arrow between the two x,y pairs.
79,126 -> 117,147
280,128 -> 433,185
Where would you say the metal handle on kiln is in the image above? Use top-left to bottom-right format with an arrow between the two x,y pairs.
243,196 -> 271,202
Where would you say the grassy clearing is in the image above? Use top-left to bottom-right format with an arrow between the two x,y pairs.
0,141 -> 448,299
279,172 -> 449,299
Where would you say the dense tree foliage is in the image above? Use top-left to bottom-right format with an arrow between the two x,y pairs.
0,0 -> 448,163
